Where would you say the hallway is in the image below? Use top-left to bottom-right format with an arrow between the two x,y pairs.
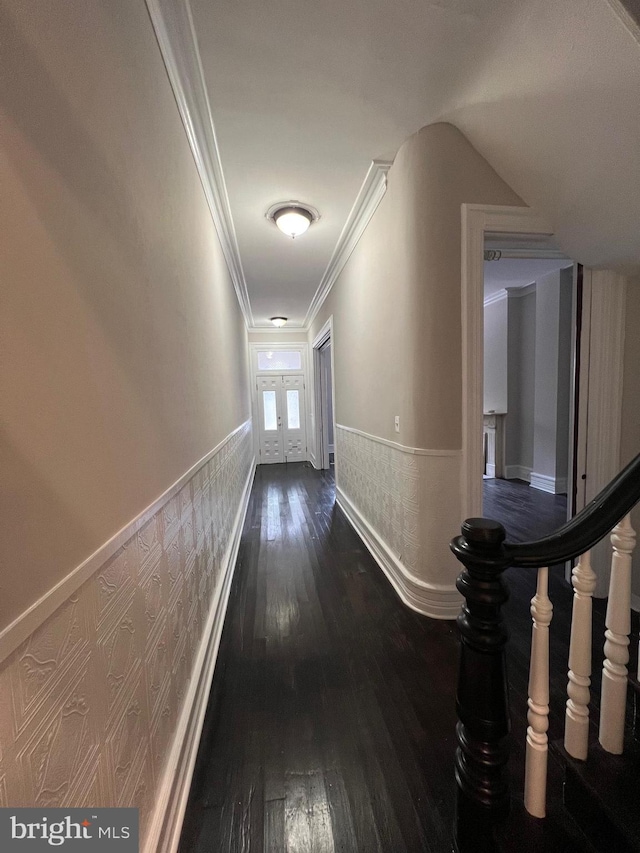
177,463 -> 595,853
179,462 -> 459,853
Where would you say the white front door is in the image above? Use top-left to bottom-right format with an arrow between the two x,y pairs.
257,374 -> 307,464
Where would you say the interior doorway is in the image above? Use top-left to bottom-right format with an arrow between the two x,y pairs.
482,247 -> 577,518
481,245 -> 578,547
312,317 -> 336,471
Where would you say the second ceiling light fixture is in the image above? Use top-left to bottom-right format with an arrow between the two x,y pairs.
267,201 -> 319,239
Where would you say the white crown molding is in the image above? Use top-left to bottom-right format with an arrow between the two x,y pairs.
483,289 -> 508,307
506,281 -> 537,298
304,159 -> 393,328
145,0 -> 254,326
605,0 -> 640,47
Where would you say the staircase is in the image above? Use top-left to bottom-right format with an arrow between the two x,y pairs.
449,453 -> 640,853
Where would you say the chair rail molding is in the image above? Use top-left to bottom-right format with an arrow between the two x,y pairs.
145,0 -> 254,326
461,204 -> 554,521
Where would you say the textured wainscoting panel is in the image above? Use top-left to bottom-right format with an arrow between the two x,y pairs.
336,426 -> 462,618
0,422 -> 253,846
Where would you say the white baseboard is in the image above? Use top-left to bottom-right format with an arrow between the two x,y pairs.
309,451 -> 318,469
335,485 -> 461,620
485,462 -> 496,478
147,458 -> 256,853
530,471 -> 568,495
504,464 -> 531,482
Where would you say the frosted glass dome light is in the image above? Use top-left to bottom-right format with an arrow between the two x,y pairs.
275,208 -> 312,238
270,317 -> 287,327
267,201 -> 319,239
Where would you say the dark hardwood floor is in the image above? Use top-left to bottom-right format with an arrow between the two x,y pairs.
179,468 -> 599,853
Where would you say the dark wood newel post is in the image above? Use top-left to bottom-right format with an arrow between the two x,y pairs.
450,518 -> 512,853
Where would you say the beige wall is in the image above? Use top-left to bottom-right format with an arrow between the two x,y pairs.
309,123 -> 522,611
0,0 -> 250,632
620,278 -> 640,599
310,122 -> 522,450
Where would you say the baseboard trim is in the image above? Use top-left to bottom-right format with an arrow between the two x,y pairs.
485,463 -> 496,478
309,451 -> 318,469
335,485 -> 461,620
504,464 -> 532,483
147,457 -> 256,853
0,419 -> 253,664
530,471 -> 568,494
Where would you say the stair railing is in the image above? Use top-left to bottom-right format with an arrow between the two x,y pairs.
450,452 -> 640,853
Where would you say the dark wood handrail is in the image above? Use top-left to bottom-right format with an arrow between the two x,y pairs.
506,452 -> 640,568
449,452 -> 640,853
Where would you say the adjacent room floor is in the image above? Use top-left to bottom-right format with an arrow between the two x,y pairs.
179,466 -> 588,852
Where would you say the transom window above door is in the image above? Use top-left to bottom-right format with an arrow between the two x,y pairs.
257,350 -> 302,371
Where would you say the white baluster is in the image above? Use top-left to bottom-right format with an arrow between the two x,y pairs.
599,514 -> 636,754
564,550 -> 596,759
524,566 -> 553,818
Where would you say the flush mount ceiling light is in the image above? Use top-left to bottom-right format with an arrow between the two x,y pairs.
266,201 -> 320,239
270,317 -> 288,327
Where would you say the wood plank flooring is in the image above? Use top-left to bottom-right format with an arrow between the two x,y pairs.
179,467 -> 592,853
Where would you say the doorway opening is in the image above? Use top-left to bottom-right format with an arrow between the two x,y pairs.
481,242 -> 578,541
312,317 -> 336,471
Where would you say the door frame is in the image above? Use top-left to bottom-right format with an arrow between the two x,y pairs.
462,204 -> 556,520
461,204 -> 627,535
311,316 -> 337,472
249,341 -> 311,463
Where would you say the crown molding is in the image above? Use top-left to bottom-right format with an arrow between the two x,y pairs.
483,289 -> 508,307
304,159 -> 392,328
605,0 -> 640,47
506,281 -> 537,298
145,0 -> 254,326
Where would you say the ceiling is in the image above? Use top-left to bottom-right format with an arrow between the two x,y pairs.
484,258 -> 574,298
176,0 -> 640,327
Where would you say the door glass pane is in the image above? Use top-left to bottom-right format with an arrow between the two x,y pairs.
287,390 -> 300,429
258,351 -> 302,371
263,391 -> 277,430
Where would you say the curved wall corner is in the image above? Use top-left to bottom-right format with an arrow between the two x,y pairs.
310,122 -> 523,617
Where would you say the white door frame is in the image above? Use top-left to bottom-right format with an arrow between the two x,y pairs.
461,204 -> 555,521
249,341 -> 311,463
461,204 -> 627,541
311,316 -> 337,472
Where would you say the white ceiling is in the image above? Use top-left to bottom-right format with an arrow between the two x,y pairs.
484,259 -> 574,298
185,0 -> 640,327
